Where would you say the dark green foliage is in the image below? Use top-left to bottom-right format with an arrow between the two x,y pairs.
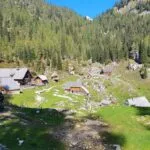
140,66 -> 148,79
0,92 -> 4,111
0,11 -> 3,38
0,0 -> 150,72
136,1 -> 150,13
115,0 -> 129,9
139,41 -> 148,64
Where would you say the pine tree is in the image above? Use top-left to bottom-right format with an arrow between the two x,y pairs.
0,11 -> 3,38
139,41 -> 147,64
140,66 -> 148,79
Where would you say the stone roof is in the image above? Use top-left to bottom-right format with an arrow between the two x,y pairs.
51,71 -> 58,78
0,78 -> 20,91
0,68 -> 28,80
126,96 -> 150,107
64,80 -> 82,90
103,65 -> 113,73
37,75 -> 48,81
64,80 -> 89,94
88,67 -> 102,77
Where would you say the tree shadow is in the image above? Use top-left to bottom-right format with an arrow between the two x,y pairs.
136,107 -> 150,131
100,131 -> 126,148
0,95 -> 126,150
80,114 -> 126,149
136,107 -> 150,116
0,95 -> 76,150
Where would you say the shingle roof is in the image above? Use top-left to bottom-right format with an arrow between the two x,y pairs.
0,68 -> 28,80
37,75 -> 48,81
64,80 -> 82,89
13,68 -> 28,80
103,65 -> 113,73
51,71 -> 58,78
0,78 -> 20,91
88,67 -> 102,77
0,68 -> 16,78
127,96 -> 150,107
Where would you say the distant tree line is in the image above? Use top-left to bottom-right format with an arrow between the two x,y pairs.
0,0 -> 149,73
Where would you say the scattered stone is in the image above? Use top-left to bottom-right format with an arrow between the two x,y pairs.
0,144 -> 8,150
113,144 -> 121,150
62,110 -> 76,116
36,110 -> 40,114
55,101 -> 65,107
65,115 -> 75,120
35,95 -> 45,102
85,119 -> 102,126
5,127 -> 10,131
52,117 -> 106,150
106,144 -> 121,150
100,100 -> 112,106
48,108 -> 54,112
18,140 -> 24,146
20,121 -> 28,126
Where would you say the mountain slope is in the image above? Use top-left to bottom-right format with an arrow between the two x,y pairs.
88,0 -> 150,64
0,0 -> 89,72
115,0 -> 150,14
0,0 -> 150,73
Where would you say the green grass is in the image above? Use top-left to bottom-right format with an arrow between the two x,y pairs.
1,63 -> 150,150
10,89 -> 37,107
93,62 -> 150,150
0,107 -> 66,150
96,106 -> 150,150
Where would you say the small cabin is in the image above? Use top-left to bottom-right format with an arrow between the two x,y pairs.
64,80 -> 89,95
102,66 -> 113,76
0,68 -> 32,85
13,68 -> 32,85
88,67 -> 102,78
125,97 -> 150,108
0,78 -> 21,94
51,72 -> 59,82
34,75 -> 48,86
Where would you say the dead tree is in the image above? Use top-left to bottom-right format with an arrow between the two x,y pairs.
0,92 -> 4,111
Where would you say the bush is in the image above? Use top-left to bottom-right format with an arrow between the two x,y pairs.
140,67 -> 148,79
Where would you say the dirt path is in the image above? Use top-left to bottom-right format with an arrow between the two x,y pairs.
53,93 -> 73,101
51,109 -> 109,150
35,86 -> 55,94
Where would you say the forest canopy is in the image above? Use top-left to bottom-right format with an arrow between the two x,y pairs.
0,0 -> 150,72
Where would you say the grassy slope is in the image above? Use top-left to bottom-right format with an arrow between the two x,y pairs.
97,106 -> 150,150
1,62 -> 150,149
0,107 -> 66,150
1,76 -> 81,149
10,75 -> 86,111
96,62 -> 150,150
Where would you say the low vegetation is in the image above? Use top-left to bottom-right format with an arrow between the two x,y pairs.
0,0 -> 150,149
0,0 -> 150,73
0,62 -> 150,149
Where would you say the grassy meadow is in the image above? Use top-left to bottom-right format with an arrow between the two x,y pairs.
0,62 -> 150,150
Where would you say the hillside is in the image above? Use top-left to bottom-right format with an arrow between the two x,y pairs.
115,0 -> 150,14
1,62 -> 150,150
88,0 -> 150,64
0,1 -> 150,149
0,0 -> 88,72
0,0 -> 150,73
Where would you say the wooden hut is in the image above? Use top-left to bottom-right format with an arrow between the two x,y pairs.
0,78 -> 21,94
51,72 -> 59,82
0,68 -> 32,85
64,80 -> 89,95
34,75 -> 48,85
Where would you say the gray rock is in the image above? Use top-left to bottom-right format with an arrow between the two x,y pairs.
0,144 -> 8,150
